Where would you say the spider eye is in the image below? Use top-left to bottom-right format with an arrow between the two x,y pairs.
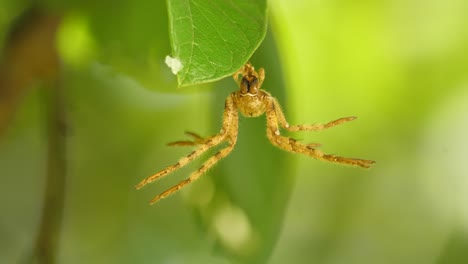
240,76 -> 259,94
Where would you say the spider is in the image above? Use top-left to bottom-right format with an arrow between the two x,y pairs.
136,63 -> 375,204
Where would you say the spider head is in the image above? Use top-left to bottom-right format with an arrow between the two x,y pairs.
238,62 -> 262,96
240,75 -> 259,96
234,62 -> 265,102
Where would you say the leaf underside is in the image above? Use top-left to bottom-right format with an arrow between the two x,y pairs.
167,0 -> 267,86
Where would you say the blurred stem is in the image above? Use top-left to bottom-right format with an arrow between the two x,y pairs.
32,80 -> 67,264
1,8 -> 65,264
0,9 -> 61,138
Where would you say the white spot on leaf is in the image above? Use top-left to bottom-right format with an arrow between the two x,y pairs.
165,55 -> 183,75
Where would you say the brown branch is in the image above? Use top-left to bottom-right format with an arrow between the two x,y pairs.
0,8 -> 65,264
33,77 -> 67,264
0,9 -> 61,138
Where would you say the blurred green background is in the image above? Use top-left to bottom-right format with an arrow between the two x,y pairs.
1,0 -> 468,263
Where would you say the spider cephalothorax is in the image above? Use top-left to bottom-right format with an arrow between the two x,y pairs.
136,63 -> 375,204
234,63 -> 267,117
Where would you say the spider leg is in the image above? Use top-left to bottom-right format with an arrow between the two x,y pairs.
148,132 -> 238,204
135,135 -> 225,190
233,65 -> 246,86
167,131 -> 206,146
265,98 -> 375,168
271,98 -> 357,132
287,116 -> 357,132
184,131 -> 204,141
257,68 -> 265,87
135,95 -> 238,191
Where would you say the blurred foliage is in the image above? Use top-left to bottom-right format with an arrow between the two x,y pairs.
1,0 -> 468,264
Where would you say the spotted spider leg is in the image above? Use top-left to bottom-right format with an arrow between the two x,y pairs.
135,95 -> 239,204
265,97 -> 375,168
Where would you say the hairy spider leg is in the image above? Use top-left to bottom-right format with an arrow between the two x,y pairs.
149,109 -> 238,203
257,68 -> 265,87
233,65 -> 245,85
136,95 -> 239,204
135,96 -> 237,191
264,97 -> 375,168
270,98 -> 356,132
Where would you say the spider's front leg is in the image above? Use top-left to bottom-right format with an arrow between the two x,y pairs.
135,94 -> 239,204
265,97 -> 375,168
232,63 -> 265,87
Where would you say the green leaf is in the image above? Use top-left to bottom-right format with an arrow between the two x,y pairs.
167,0 -> 268,86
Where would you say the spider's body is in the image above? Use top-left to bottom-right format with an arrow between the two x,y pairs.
232,63 -> 266,117
136,63 -> 375,204
234,90 -> 268,117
